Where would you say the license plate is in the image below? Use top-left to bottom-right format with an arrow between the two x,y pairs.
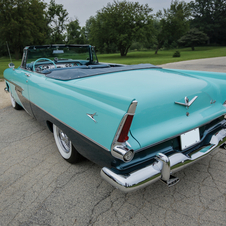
180,128 -> 200,150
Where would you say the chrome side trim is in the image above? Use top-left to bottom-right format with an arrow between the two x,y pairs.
101,128 -> 226,192
4,79 -> 113,152
4,78 -> 24,91
29,100 -> 109,152
5,79 -> 31,115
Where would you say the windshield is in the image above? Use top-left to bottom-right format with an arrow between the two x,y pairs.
26,45 -> 91,64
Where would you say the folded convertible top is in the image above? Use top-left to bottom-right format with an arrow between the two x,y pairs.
44,64 -> 161,80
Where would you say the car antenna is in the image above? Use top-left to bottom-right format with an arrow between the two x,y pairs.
6,41 -> 13,63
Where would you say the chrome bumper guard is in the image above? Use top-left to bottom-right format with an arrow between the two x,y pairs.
101,129 -> 226,192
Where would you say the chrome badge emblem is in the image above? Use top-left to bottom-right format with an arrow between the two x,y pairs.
175,96 -> 198,108
87,112 -> 97,123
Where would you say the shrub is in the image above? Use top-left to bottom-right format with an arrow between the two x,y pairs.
173,51 -> 180,57
130,42 -> 143,51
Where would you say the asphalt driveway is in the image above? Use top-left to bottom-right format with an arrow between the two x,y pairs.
0,57 -> 226,226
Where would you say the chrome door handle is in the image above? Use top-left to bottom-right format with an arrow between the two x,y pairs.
25,73 -> 31,77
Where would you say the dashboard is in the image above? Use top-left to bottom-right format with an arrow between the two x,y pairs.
34,62 -> 82,72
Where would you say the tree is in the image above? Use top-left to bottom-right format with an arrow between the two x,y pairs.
178,28 -> 208,50
66,19 -> 87,44
190,0 -> 226,45
0,0 -> 48,59
87,0 -> 153,56
154,0 -> 191,54
46,0 -> 69,43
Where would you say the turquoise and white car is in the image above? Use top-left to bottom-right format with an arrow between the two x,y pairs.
4,44 -> 226,192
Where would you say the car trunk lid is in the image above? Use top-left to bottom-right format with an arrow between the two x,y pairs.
64,68 -> 226,148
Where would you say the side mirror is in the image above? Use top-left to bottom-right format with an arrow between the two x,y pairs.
8,63 -> 15,69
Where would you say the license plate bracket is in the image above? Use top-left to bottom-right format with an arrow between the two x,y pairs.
180,128 -> 200,150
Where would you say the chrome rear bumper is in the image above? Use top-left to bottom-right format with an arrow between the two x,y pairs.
101,129 -> 226,192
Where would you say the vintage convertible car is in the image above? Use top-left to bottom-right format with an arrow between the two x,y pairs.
4,44 -> 226,192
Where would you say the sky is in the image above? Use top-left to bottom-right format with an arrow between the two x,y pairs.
45,0 -> 192,27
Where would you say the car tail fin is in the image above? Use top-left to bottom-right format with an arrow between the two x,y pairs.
111,100 -> 137,162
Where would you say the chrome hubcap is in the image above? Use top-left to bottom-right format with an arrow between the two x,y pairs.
58,129 -> 71,153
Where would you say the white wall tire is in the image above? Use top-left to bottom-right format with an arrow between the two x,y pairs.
53,124 -> 82,163
10,92 -> 23,110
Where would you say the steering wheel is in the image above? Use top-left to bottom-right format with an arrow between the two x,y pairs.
73,61 -> 82,66
33,58 -> 56,72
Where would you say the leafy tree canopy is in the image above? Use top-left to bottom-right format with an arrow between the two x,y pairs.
67,19 -> 87,44
190,0 -> 226,44
87,0 -> 154,56
0,0 -> 47,59
178,28 -> 208,50
46,0 -> 69,43
154,0 -> 191,54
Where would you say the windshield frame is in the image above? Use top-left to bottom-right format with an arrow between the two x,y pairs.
21,44 -> 98,69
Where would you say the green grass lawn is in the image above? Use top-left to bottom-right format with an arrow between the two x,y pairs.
98,46 -> 226,65
1,46 -> 226,79
0,58 -> 21,80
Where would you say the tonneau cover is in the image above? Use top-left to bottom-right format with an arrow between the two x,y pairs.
44,64 -> 161,80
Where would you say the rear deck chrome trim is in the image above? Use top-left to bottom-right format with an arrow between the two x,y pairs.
136,116 -> 226,153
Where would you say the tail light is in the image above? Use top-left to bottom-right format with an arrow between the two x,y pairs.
111,100 -> 137,162
117,115 -> 134,142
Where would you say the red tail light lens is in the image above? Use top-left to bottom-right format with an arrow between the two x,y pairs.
117,115 -> 134,143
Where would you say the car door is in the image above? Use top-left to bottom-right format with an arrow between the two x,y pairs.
12,67 -> 35,117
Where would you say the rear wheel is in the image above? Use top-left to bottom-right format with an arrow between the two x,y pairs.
10,92 -> 23,110
53,124 -> 82,163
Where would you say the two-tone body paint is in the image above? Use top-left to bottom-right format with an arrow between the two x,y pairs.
4,67 -> 138,156
43,67 -> 226,150
4,66 -> 226,171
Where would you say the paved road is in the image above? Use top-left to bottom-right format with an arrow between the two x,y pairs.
0,57 -> 226,226
160,57 -> 226,73
0,81 -> 11,109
